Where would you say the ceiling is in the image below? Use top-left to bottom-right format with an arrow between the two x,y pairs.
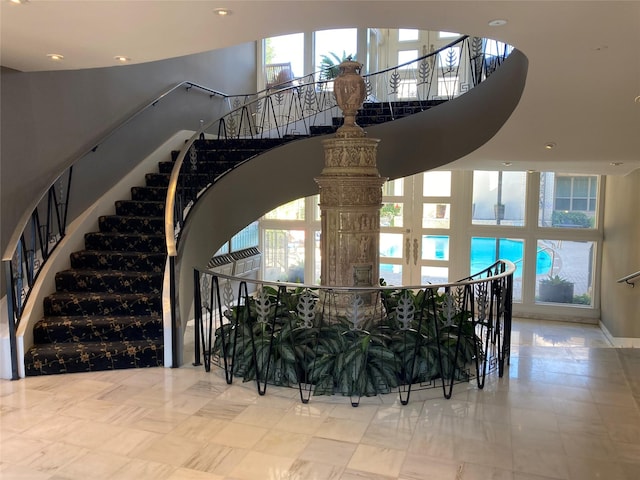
2,0 -> 639,175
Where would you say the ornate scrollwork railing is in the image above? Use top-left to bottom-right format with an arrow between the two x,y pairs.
193,260 -> 514,406
165,35 -> 513,256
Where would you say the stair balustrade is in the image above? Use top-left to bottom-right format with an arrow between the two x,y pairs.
1,82 -> 237,379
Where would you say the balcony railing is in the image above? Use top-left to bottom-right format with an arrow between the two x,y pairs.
193,260 -> 514,406
165,35 -> 513,256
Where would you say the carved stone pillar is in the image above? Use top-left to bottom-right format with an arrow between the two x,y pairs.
315,59 -> 386,289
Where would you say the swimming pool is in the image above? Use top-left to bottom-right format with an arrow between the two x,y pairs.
382,236 -> 552,279
469,237 -> 552,276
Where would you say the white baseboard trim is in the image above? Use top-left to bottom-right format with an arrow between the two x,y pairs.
599,321 -> 640,348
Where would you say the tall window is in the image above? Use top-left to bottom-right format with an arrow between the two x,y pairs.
257,169 -> 602,313
264,33 -> 304,87
539,173 -> 598,228
314,28 -> 358,73
260,196 -> 320,283
472,171 -> 527,226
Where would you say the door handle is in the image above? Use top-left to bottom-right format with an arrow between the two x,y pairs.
413,238 -> 419,265
405,237 -> 410,264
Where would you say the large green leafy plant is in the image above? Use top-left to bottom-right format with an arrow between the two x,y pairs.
319,51 -> 356,81
212,283 -> 481,398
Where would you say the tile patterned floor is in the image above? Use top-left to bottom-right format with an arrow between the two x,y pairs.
1,318 -> 639,480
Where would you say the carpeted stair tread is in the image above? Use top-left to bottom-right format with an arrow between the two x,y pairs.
55,269 -> 163,293
44,291 -> 162,317
84,232 -> 166,253
115,200 -> 165,217
158,161 -> 176,174
24,339 -> 163,376
33,314 -> 162,344
99,215 -> 164,234
145,173 -> 171,187
131,186 -> 168,201
70,250 -> 166,272
159,160 -> 231,175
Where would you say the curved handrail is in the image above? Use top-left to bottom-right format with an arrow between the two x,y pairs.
2,80 -> 248,343
2,81 -> 229,262
165,35 -> 513,256
204,259 -> 516,292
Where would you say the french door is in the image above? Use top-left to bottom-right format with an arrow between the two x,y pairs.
380,171 -> 456,286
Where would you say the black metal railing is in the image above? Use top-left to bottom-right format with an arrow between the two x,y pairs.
193,260 -> 514,406
165,35 -> 513,256
1,81 -> 233,379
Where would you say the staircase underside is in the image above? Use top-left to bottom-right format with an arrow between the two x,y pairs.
174,50 -> 528,333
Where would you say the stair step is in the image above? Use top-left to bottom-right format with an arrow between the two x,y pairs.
55,269 -> 163,294
158,161 -> 175,174
145,173 -> 171,187
98,215 -> 164,234
24,338 -> 163,376
159,160 -> 226,182
131,186 -> 168,201
310,125 -> 336,135
44,292 -> 161,317
194,138 -> 287,150
115,200 -> 165,217
84,232 -> 166,253
33,315 -> 163,344
70,250 -> 166,272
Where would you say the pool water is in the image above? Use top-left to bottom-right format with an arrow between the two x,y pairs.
381,236 -> 552,280
470,237 -> 552,276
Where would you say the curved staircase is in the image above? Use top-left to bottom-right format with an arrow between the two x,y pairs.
24,173 -> 169,375
22,74 -> 525,376
23,139 -> 293,375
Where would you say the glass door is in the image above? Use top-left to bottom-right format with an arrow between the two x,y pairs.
380,171 -> 453,286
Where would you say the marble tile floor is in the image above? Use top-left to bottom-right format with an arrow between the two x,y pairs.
1,318 -> 639,480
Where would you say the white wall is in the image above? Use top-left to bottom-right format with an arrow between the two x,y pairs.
601,168 -> 640,340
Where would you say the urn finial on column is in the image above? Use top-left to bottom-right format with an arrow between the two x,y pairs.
334,58 -> 366,137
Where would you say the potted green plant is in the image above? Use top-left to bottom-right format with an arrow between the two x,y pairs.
539,274 -> 574,303
319,51 -> 356,81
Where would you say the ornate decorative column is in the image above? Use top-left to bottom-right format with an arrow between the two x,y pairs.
315,59 -> 386,289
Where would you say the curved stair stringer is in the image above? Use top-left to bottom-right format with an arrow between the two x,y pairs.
173,50 -> 529,360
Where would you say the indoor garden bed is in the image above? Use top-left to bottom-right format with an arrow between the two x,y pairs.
193,260 -> 514,406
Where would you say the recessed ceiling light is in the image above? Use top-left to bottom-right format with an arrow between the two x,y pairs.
46,53 -> 64,61
9,0 -> 29,4
544,142 -> 556,150
502,162 -> 512,167
213,8 -> 232,16
488,19 -> 507,27
114,55 -> 131,63
610,162 -> 624,166
635,95 -> 640,104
